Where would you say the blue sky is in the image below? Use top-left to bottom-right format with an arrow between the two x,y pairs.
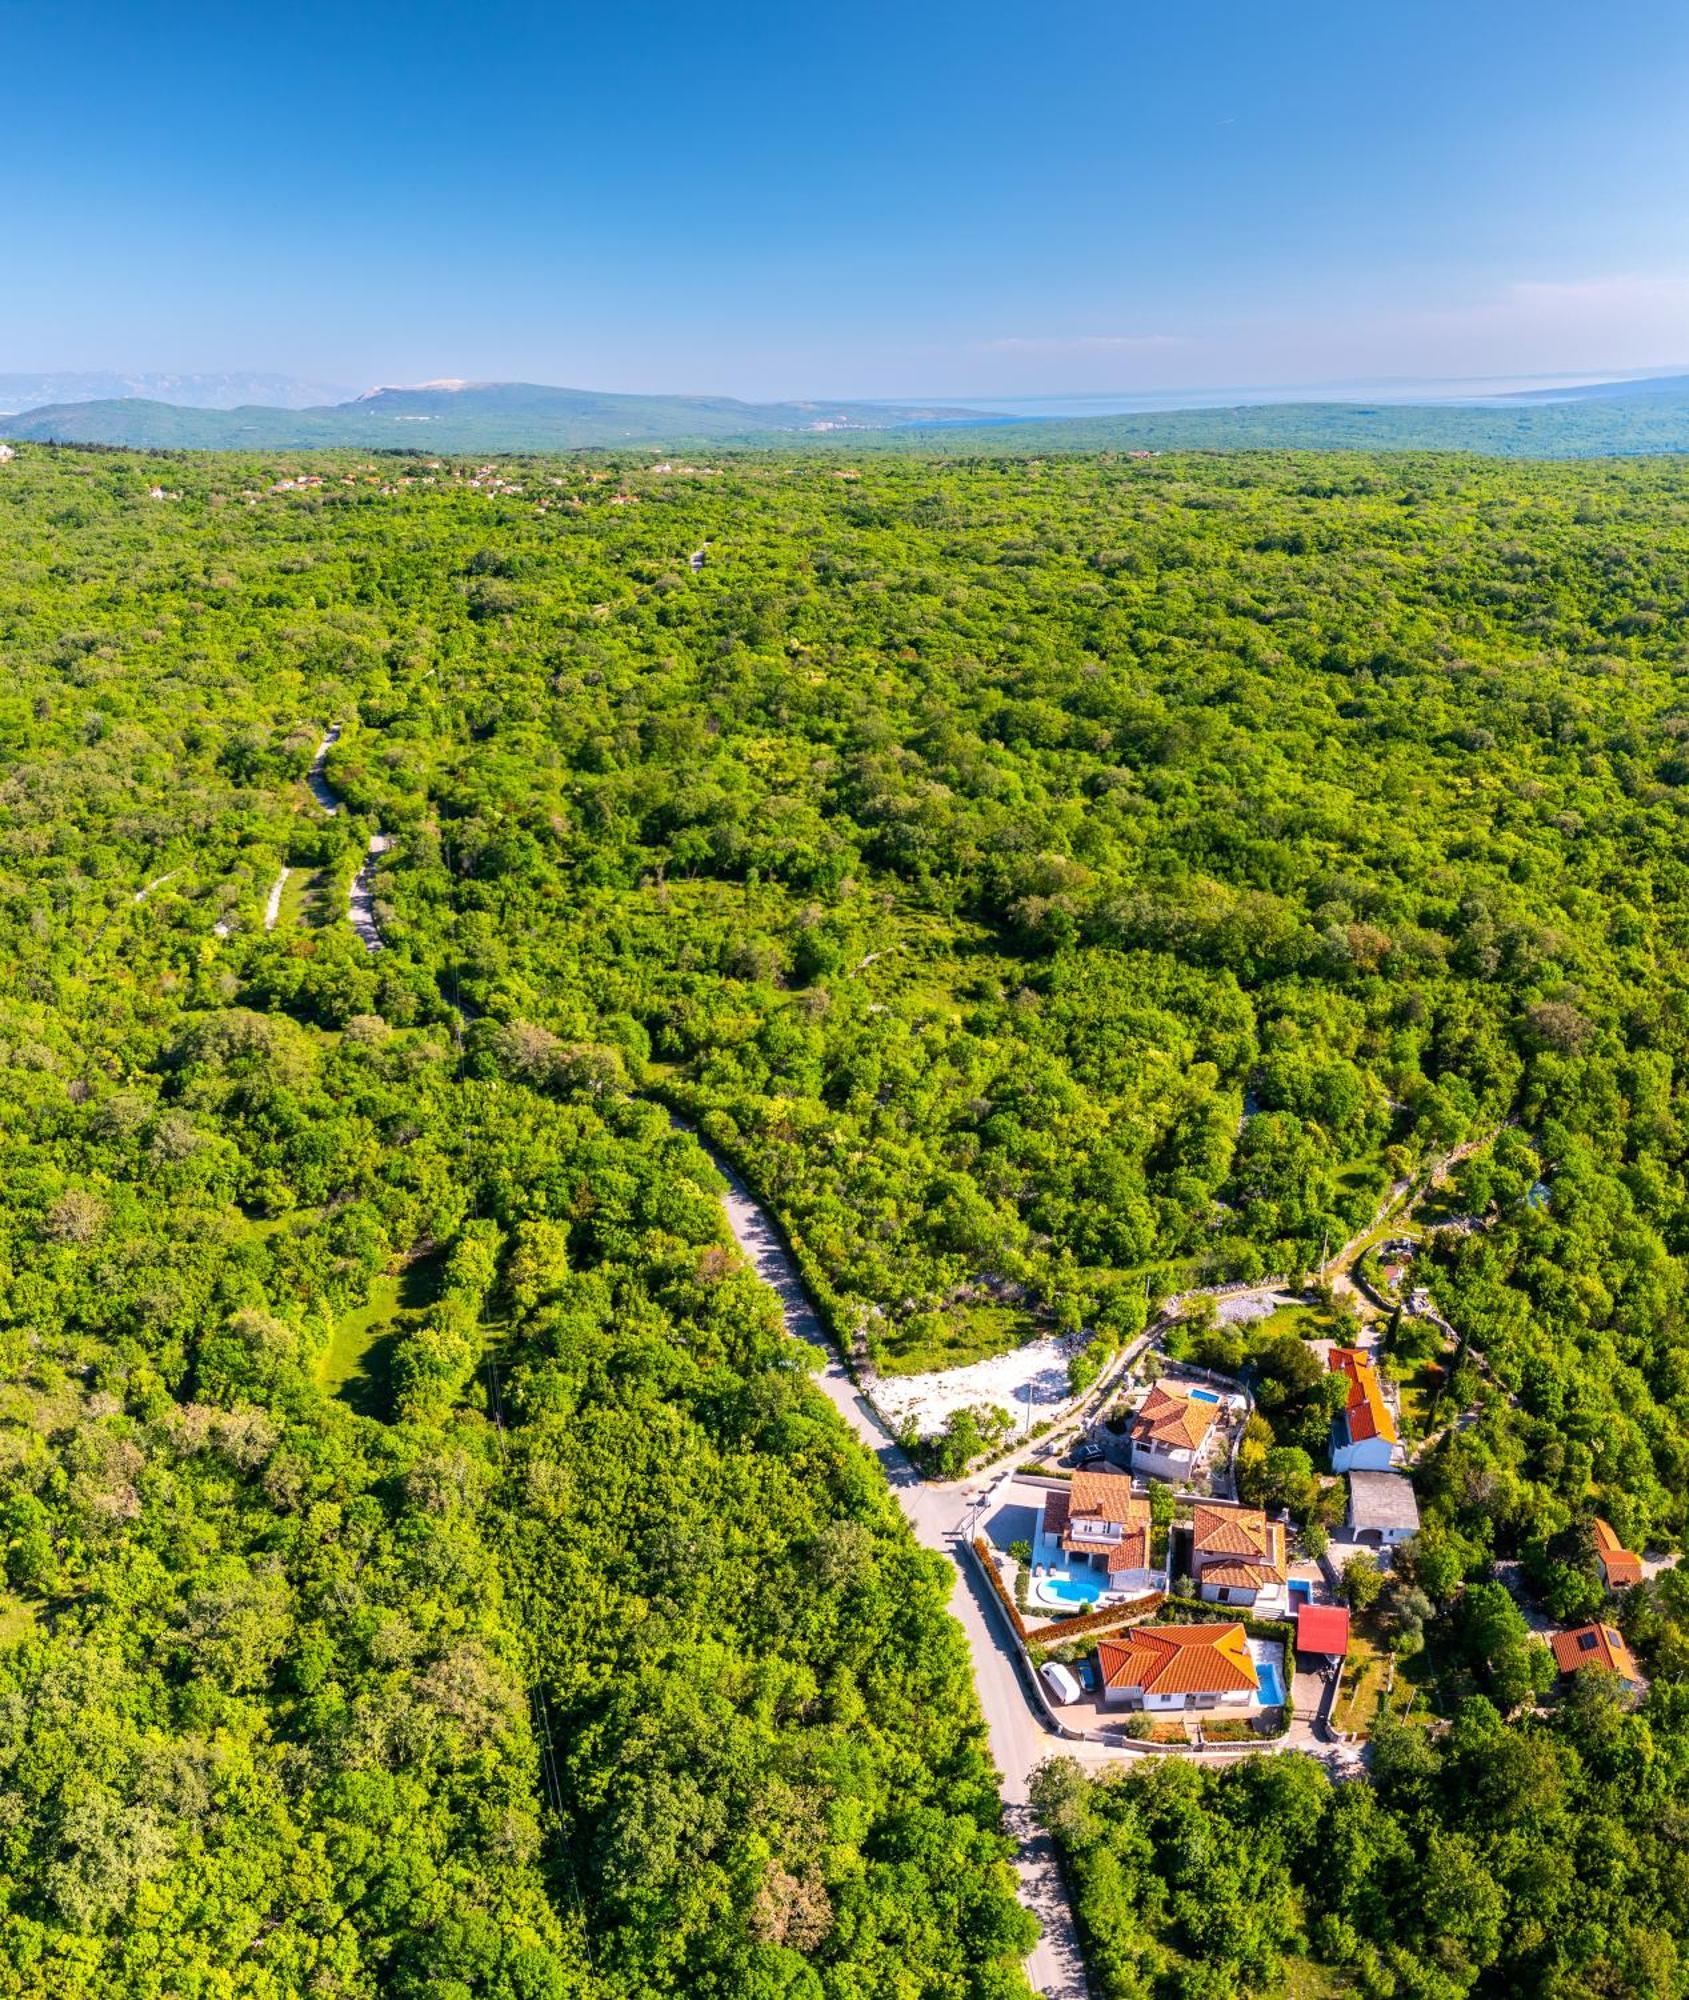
3,0 -> 1687,401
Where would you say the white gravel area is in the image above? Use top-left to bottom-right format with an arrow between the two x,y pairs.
1213,1287 -> 1300,1326
870,1333 -> 1084,1440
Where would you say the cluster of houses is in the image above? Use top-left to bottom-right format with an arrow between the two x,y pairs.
1021,1310 -> 1656,1724
1030,1464 -> 1292,1716
1547,1519 -> 1648,1696
1018,1346 -> 1430,1719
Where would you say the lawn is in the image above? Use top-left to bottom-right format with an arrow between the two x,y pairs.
1395,1359 -> 1447,1436
1249,1301 -> 1343,1346
1332,1611 -> 1436,1736
317,1252 -> 444,1418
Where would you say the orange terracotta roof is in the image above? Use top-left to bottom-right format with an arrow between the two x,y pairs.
1550,1622 -> 1643,1682
1193,1503 -> 1270,1558
1104,1534 -> 1150,1573
1329,1347 -> 1398,1446
1593,1519 -> 1643,1588
1130,1382 -> 1220,1454
1056,1472 -> 1151,1571
1196,1560 -> 1278,1589
1097,1622 -> 1257,1696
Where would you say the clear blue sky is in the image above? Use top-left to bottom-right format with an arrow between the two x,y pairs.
4,0 -> 1688,401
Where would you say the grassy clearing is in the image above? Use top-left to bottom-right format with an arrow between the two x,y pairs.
277,865 -> 325,931
1283,1956 -> 1359,1998
0,1595 -> 37,1650
1250,1301 -> 1341,1346
875,1302 -> 1042,1376
317,1253 -> 443,1418
319,1273 -> 404,1395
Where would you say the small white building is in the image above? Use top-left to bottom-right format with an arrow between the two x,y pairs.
1097,1622 -> 1258,1712
1346,1470 -> 1420,1546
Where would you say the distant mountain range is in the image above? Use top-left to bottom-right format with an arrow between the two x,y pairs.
6,372 -> 1689,457
0,370 -> 357,414
0,380 -> 1007,451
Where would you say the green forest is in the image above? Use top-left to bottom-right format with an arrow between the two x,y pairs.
8,438 -> 1689,1995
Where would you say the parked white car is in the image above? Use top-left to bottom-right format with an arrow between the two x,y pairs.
1039,1660 -> 1082,1706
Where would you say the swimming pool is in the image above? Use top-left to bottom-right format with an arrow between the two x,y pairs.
1189,1388 -> 1221,1403
1032,1570 -> 1107,1610
1288,1580 -> 1312,1608
1255,1659 -> 1286,1706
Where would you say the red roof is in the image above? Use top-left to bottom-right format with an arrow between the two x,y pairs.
1550,1622 -> 1643,1682
1296,1603 -> 1350,1656
1329,1347 -> 1398,1446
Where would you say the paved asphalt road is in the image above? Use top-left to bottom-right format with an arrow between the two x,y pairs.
709,1149 -> 1092,1998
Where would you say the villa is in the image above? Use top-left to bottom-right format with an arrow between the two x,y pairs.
1096,1621 -> 1260,1711
1190,1501 -> 1287,1609
1128,1380 -> 1222,1482
1035,1471 -> 1160,1603
1593,1518 -> 1643,1591
1551,1621 -> 1646,1695
1329,1346 -> 1400,1472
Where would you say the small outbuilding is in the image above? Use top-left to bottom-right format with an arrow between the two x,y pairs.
1296,1602 -> 1351,1658
1346,1470 -> 1420,1546
1593,1518 -> 1643,1591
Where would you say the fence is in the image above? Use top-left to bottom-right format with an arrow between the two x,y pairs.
1025,1592 -> 1168,1647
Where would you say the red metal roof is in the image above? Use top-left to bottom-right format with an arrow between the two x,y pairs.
1296,1603 -> 1350,1656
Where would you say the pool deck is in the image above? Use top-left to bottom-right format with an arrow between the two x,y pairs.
1247,1638 -> 1287,1711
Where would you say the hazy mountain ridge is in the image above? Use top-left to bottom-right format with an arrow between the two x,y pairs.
0,380 -> 1004,450
7,374 -> 1689,456
0,370 -> 356,413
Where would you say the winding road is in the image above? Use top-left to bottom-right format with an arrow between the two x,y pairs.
303,726 -> 389,952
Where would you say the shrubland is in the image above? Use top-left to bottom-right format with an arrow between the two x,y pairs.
7,441 -> 1689,1992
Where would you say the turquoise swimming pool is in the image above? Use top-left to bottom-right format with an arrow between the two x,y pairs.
1032,1570 -> 1106,1610
1255,1659 -> 1286,1706
1189,1388 -> 1220,1403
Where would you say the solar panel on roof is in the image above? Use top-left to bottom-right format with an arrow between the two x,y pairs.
1579,1631 -> 1599,1651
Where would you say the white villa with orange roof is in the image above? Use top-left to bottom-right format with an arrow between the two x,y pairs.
1128,1380 -> 1222,1482
1329,1346 -> 1400,1472
1035,1471 -> 1161,1596
1190,1501 -> 1287,1609
1096,1622 -> 1258,1712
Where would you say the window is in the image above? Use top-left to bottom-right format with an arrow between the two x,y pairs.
1578,1631 -> 1599,1652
